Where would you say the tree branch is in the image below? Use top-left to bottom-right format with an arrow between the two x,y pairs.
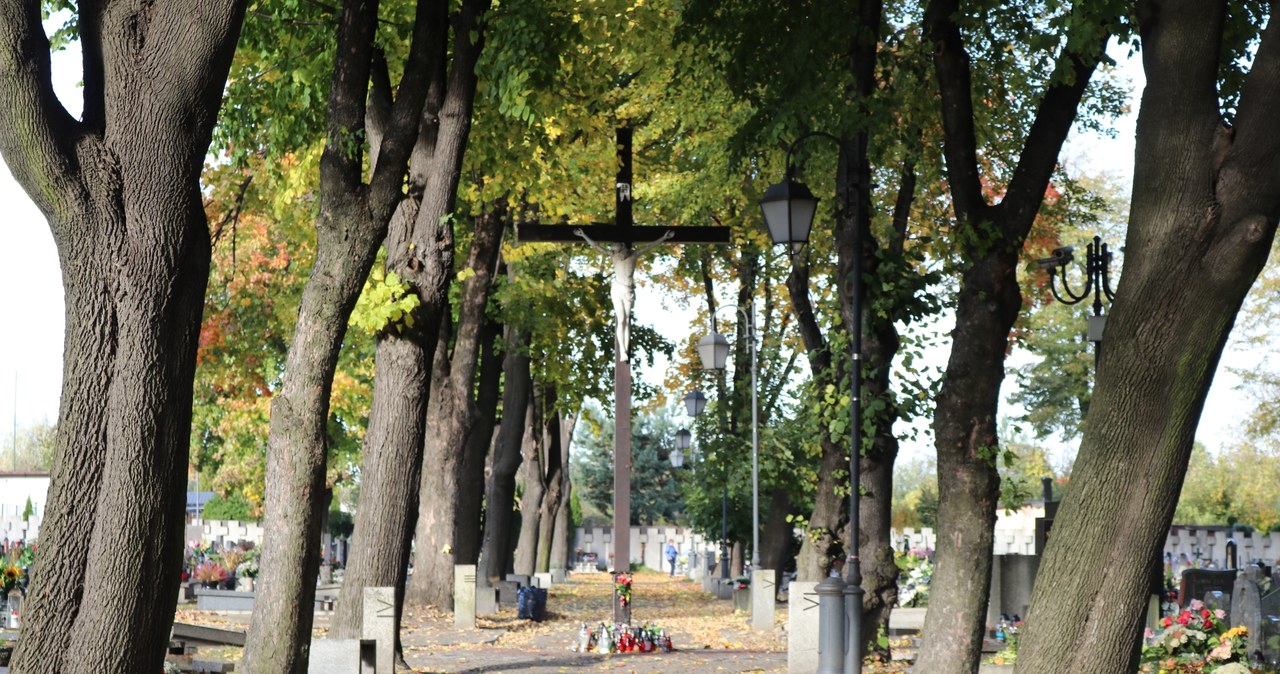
318,0 -> 379,194
0,0 -> 82,218
924,0 -> 986,225
1221,5 -> 1280,205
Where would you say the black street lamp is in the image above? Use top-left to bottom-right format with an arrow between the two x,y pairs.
1035,235 -> 1116,369
760,130 -> 863,674
684,390 -> 707,417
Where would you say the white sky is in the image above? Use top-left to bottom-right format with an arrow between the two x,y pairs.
0,36 -> 1263,464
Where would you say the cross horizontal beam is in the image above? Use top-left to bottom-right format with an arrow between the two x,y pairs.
516,223 -> 731,245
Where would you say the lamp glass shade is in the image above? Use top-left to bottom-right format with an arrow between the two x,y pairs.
698,332 -> 730,371
759,178 -> 818,250
684,390 -> 707,417
670,447 -> 685,468
674,428 -> 692,450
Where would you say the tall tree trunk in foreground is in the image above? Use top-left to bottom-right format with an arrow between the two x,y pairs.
548,414 -> 577,576
914,2 -> 1106,671
1017,3 -> 1280,672
760,488 -> 796,591
407,207 -> 504,609
456,317 -> 504,565
478,330 -> 532,583
243,0 -> 440,668
0,4 -> 243,671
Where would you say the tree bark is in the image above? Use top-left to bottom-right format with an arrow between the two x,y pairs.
406,206 -> 504,609
0,3 -> 243,671
1016,2 -> 1280,671
760,487 -> 795,595
548,414 -> 578,575
456,317 -> 504,565
241,0 -> 442,667
535,400 -> 563,574
914,2 -> 1107,672
478,329 -> 532,583
513,389 -> 546,577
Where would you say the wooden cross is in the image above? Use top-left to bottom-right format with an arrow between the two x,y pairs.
518,128 -> 729,596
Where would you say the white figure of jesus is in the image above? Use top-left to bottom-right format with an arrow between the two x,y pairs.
573,228 -> 674,361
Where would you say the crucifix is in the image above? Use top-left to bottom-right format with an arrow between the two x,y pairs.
518,127 -> 729,590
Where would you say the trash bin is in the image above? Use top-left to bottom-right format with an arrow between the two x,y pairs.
517,586 -> 547,621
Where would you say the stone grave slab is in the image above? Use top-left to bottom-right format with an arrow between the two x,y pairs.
533,572 -> 553,589
307,638 -> 375,674
476,587 -> 498,616
505,574 -> 531,587
751,569 -> 776,630
455,565 -> 477,629
361,587 -> 395,674
495,580 -> 521,607
787,581 -> 819,673
1179,569 -> 1236,607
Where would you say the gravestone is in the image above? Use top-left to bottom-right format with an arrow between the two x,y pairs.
455,565 -> 477,628
476,584 -> 498,616
1232,564 -> 1280,666
751,569 -> 776,630
362,587 -> 395,674
533,572 -> 553,589
495,580 -> 521,607
1179,569 -> 1236,607
787,581 -> 820,673
506,574 -> 531,587
307,639 -> 375,674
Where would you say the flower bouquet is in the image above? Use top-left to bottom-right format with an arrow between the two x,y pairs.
1,559 -> 21,596
194,561 -> 228,587
1139,600 -> 1251,673
615,573 -> 633,607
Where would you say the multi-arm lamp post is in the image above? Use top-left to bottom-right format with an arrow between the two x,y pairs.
697,305 -> 761,573
1035,235 -> 1116,369
759,130 -> 863,674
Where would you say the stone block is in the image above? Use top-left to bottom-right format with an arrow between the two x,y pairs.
505,574 -> 531,587
787,581 -> 819,673
361,587 -> 395,674
495,581 -> 521,607
454,565 -> 477,629
476,586 -> 498,616
533,572 -> 553,589
751,569 -> 776,630
307,638 -> 375,674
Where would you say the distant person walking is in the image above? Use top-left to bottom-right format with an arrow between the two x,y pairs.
666,542 -> 678,576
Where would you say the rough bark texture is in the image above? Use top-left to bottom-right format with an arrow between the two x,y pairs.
478,330 -> 532,583
760,488 -> 796,592
535,400 -> 564,573
914,2 -> 1105,671
0,3 -> 243,671
547,415 -> 577,575
241,0 -> 442,669
456,317 -> 504,565
407,207 -> 504,609
513,393 -> 545,576
1016,2 -> 1280,672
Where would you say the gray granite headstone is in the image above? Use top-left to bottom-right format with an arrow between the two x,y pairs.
506,574 -> 531,587
476,585 -> 498,616
307,639 -> 375,674
361,587 -> 395,674
454,565 -> 477,629
787,581 -> 820,673
495,580 -> 521,607
751,569 -> 776,630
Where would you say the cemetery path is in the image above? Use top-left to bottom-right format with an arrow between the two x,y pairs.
400,570 -> 787,673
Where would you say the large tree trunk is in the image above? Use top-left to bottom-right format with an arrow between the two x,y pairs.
788,256 -> 848,581
913,2 -> 1106,671
548,415 -> 578,576
760,488 -> 796,594
241,0 -> 441,667
513,391 -> 546,577
478,329 -> 532,583
1016,3 -> 1280,672
535,402 -> 563,574
456,317 -> 504,565
0,4 -> 242,671
406,207 -> 504,609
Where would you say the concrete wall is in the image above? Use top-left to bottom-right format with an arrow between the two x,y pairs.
573,526 -> 718,573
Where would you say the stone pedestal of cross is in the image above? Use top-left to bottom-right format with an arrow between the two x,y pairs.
519,127 -> 728,615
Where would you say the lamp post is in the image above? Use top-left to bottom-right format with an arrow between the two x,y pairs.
1034,235 -> 1116,370
760,130 -> 862,674
697,305 -> 761,572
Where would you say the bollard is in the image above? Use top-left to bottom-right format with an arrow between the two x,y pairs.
816,576 -> 847,674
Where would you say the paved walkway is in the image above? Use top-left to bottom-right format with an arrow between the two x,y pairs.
400,571 -> 787,673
